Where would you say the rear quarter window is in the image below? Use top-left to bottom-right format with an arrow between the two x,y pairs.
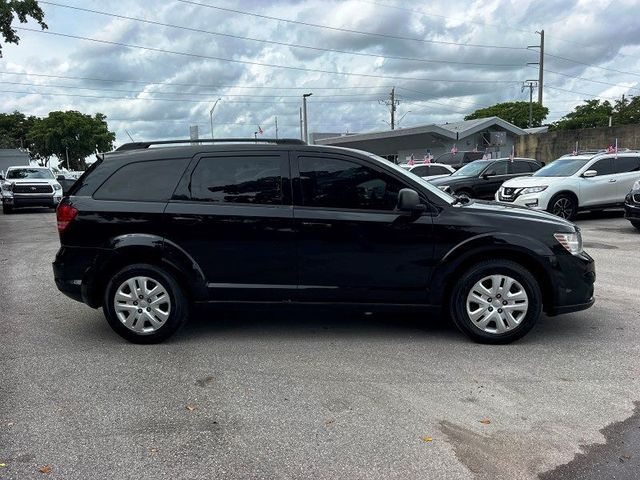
93,159 -> 189,201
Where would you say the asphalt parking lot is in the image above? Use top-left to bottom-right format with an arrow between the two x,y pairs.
1,209 -> 639,480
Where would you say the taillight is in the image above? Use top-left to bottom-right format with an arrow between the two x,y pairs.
56,204 -> 78,233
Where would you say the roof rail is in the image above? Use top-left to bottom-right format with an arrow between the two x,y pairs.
115,138 -> 306,151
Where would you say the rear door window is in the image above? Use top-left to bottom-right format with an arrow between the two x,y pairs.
409,165 -> 429,176
429,165 -> 451,175
485,161 -> 508,176
613,157 -> 640,173
94,159 -> 189,201
511,161 -> 532,174
190,155 -> 282,204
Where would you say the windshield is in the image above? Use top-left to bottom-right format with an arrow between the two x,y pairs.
452,161 -> 491,177
353,150 -> 456,204
534,158 -> 590,177
6,168 -> 54,180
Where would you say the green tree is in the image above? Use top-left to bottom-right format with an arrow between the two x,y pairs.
27,111 -> 115,169
464,101 -> 549,128
0,0 -> 47,57
551,99 -> 614,130
0,110 -> 37,148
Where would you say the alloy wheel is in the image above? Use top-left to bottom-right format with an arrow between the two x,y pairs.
552,198 -> 573,219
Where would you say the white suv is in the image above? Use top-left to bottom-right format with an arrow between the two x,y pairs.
495,152 -> 640,220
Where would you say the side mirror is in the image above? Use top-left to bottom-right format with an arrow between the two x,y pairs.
482,171 -> 496,179
56,175 -> 66,182
397,188 -> 426,213
583,170 -> 597,178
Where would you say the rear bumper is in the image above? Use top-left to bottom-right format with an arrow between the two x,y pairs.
53,245 -> 110,308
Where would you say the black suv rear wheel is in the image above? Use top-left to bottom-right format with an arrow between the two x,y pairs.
450,260 -> 542,344
103,264 -> 188,343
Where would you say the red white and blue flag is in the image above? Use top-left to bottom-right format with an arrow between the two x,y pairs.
423,153 -> 433,164
408,154 -> 415,166
451,145 -> 458,154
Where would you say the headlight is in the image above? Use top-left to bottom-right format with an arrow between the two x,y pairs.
53,183 -> 62,191
554,231 -> 583,255
521,186 -> 548,195
633,180 -> 640,190
1,183 -> 13,192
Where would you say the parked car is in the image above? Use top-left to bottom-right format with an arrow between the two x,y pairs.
496,152 -> 640,220
1,166 -> 63,214
624,180 -> 640,231
433,150 -> 484,169
53,138 -> 595,345
429,158 -> 542,200
399,163 -> 455,180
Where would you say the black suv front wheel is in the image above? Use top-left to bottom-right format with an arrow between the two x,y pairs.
450,260 -> 542,344
103,264 -> 188,344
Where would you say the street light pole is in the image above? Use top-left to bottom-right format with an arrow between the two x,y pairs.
302,93 -> 312,143
209,98 -> 221,139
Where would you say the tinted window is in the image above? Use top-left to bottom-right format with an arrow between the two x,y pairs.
191,156 -> 282,204
484,161 -> 508,175
7,168 -> 54,179
409,165 -> 430,176
94,159 -> 188,201
512,161 -> 532,174
591,158 -> 614,176
614,156 -> 640,173
429,166 -> 450,175
299,156 -> 405,210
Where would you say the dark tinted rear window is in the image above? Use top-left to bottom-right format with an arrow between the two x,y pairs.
512,161 -> 532,174
614,156 -> 640,173
190,155 -> 282,204
94,159 -> 188,201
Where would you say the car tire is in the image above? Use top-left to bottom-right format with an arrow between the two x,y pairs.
449,260 -> 542,344
103,263 -> 189,344
631,221 -> 640,231
547,193 -> 577,220
2,205 -> 12,214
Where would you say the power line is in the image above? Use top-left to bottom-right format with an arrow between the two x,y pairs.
544,52 -> 640,78
175,0 -> 529,51
0,87 -> 408,104
39,1 -> 528,68
0,70 -> 390,90
541,68 -> 640,92
0,79 -> 391,98
545,85 -> 620,100
16,27 -> 521,85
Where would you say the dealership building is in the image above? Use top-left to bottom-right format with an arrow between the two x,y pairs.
313,117 -> 527,163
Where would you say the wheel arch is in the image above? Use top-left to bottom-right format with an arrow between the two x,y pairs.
82,234 -> 207,307
546,189 -> 579,210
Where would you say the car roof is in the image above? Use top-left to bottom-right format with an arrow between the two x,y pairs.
7,166 -> 48,170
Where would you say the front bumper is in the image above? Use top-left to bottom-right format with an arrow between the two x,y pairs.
495,190 -> 550,210
3,194 -> 62,208
624,195 -> 640,220
545,250 -> 596,316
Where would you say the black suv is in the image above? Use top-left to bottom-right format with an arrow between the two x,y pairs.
429,157 -> 542,200
53,139 -> 595,344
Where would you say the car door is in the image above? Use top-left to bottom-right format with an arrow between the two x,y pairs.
579,158 -> 617,207
475,161 -> 509,199
292,152 -> 434,304
164,151 -> 297,301
612,156 -> 640,200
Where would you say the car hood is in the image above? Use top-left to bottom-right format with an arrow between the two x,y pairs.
460,199 -> 576,229
500,176 -> 568,188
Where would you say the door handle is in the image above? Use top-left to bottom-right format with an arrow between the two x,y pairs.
609,178 -> 617,183
301,221 -> 333,229
172,216 -> 202,225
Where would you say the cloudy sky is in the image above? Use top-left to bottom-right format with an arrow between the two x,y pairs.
1,0 -> 639,148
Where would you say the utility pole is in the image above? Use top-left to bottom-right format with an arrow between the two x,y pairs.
209,98 -> 221,139
522,80 -> 538,128
302,93 -> 312,143
527,30 -> 544,106
379,87 -> 399,130
299,107 -> 303,141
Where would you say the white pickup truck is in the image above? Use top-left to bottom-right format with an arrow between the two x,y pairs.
1,166 -> 63,214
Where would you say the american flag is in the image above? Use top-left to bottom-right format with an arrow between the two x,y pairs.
509,145 -> 515,162
423,153 -> 433,164
257,125 -> 264,134
451,145 -> 458,154
408,154 -> 415,166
